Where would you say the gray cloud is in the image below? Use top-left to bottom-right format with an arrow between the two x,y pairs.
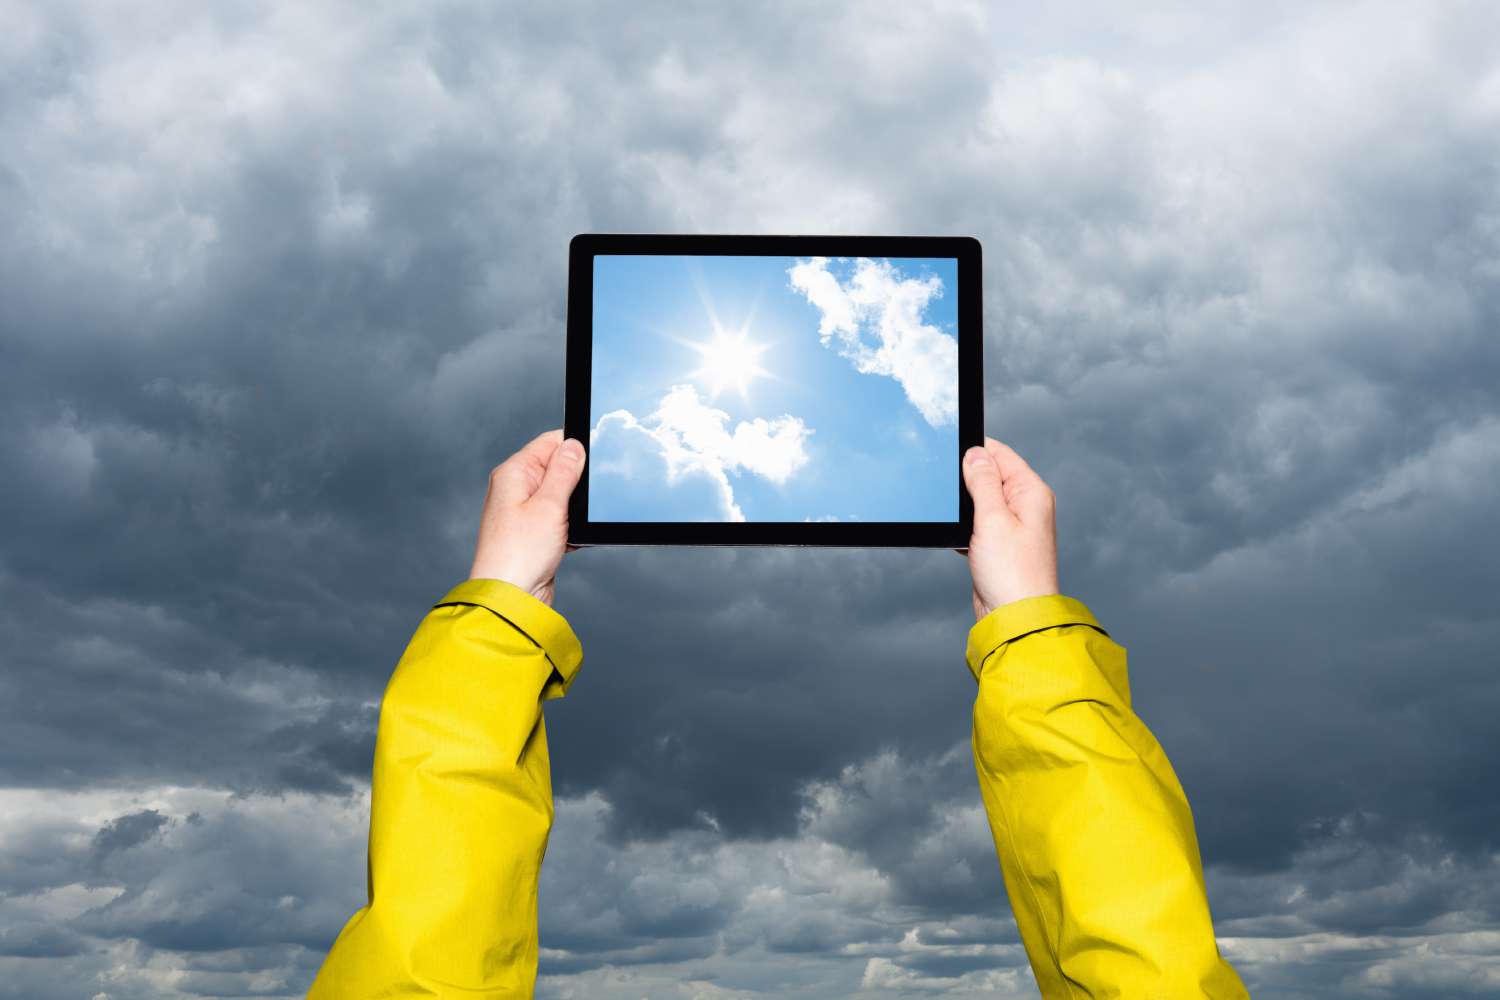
2,0 -> 1498,997
0,923 -> 89,959
7,756 -> 1498,998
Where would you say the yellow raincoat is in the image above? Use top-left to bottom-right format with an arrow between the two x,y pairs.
306,579 -> 1249,998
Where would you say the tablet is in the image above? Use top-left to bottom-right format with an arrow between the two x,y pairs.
564,234 -> 982,547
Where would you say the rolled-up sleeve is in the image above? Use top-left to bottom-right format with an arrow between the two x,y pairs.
306,578 -> 583,999
967,594 -> 1249,999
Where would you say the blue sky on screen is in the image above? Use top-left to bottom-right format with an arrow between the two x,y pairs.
588,254 -> 959,522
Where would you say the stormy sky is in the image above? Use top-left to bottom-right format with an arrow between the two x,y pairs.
2,1 -> 1499,997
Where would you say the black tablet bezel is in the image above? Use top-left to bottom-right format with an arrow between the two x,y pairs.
565,234 -> 982,547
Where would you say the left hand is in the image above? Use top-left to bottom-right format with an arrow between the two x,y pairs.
469,428 -> 587,607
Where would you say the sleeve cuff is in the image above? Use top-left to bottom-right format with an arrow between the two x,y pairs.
965,593 -> 1108,684
433,578 -> 585,700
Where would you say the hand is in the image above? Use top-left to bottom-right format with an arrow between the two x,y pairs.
954,437 -> 1060,622
469,428 -> 587,607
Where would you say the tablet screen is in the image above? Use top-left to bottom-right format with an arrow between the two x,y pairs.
565,236 -> 981,547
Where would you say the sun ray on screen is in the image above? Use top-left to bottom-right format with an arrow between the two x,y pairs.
685,323 -> 771,401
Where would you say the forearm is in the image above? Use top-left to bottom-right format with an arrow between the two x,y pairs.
967,595 -> 1248,998
307,579 -> 584,999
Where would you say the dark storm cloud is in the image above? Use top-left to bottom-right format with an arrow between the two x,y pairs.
0,790 -> 360,998
2,749 -> 1497,997
0,923 -> 89,959
3,0 -> 1500,997
90,809 -> 168,860
551,545 -> 981,841
0,566 -> 376,794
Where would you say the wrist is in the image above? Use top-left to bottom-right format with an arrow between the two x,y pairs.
469,561 -> 540,598
974,585 -> 1061,623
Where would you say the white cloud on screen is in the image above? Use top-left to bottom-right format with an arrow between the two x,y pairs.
787,257 -> 958,428
591,383 -> 813,521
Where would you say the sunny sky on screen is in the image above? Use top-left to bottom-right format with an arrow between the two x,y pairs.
587,254 -> 960,523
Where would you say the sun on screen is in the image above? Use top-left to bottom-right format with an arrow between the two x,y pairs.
688,325 -> 771,400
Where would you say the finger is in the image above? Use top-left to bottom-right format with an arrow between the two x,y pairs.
492,429 -> 566,505
962,444 -> 1019,530
531,436 -> 587,510
984,438 -> 1054,522
982,437 -> 1042,486
515,427 -> 565,465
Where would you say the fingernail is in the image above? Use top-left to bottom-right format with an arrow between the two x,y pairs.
965,446 -> 987,467
562,439 -> 584,461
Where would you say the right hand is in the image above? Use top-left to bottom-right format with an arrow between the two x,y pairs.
468,429 -> 587,608
955,437 -> 1060,622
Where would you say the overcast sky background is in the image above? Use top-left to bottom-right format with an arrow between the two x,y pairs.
2,1 -> 1498,997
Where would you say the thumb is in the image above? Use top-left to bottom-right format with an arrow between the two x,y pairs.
533,437 -> 586,509
963,445 -> 1017,529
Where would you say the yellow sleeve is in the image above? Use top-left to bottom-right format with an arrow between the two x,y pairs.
306,578 -> 584,1000
967,595 -> 1249,999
